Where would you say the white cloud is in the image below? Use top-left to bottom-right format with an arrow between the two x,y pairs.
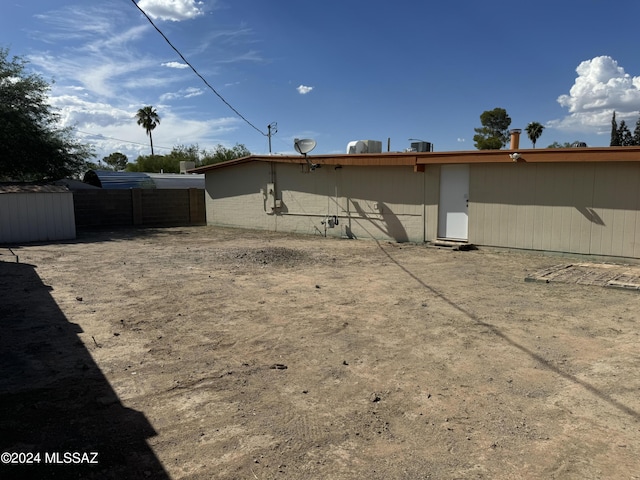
217,50 -> 265,64
31,52 -> 159,99
48,95 -> 133,128
162,61 -> 189,69
159,87 -> 204,101
551,56 -> 640,133
137,0 -> 205,22
52,93 -> 242,160
27,2 -> 245,162
297,85 -> 313,95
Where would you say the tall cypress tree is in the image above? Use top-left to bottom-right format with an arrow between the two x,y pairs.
610,111 -> 621,146
618,120 -> 633,146
633,115 -> 640,146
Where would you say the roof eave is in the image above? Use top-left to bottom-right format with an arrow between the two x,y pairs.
188,147 -> 640,173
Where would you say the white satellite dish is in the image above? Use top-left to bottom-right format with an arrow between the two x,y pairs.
294,138 -> 317,155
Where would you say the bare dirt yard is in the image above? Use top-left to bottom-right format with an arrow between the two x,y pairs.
1,226 -> 639,479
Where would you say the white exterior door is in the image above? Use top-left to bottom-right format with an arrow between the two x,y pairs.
438,164 -> 469,240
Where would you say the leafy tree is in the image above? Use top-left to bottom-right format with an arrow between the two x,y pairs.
0,47 -> 93,181
473,108 -> 511,150
126,154 -> 180,173
617,120 -> 633,146
168,144 -> 200,164
136,106 -> 160,155
199,143 -> 251,166
610,111 -> 621,146
525,122 -> 545,148
125,143 -> 251,172
85,160 -> 101,171
547,141 -> 586,148
102,152 -> 128,171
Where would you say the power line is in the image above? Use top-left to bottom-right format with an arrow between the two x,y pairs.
130,0 -> 267,137
77,130 -> 173,151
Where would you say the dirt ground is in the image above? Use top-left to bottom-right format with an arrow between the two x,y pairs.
1,226 -> 639,479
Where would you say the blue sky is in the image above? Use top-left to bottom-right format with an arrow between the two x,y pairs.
3,0 -> 640,161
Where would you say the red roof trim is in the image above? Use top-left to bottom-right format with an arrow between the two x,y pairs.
188,147 -> 640,174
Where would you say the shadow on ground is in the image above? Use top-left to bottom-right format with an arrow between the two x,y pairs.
0,261 -> 169,480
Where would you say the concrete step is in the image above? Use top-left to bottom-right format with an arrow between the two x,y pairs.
431,239 -> 476,251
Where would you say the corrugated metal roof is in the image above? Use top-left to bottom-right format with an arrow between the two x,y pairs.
83,170 -> 156,189
146,173 -> 204,189
82,170 -> 205,189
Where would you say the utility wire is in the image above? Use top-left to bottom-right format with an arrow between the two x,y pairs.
77,130 -> 173,151
130,0 -> 267,137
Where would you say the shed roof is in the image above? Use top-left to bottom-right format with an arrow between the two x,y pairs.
83,170 -> 156,189
0,183 -> 70,194
189,146 -> 640,174
145,173 -> 204,189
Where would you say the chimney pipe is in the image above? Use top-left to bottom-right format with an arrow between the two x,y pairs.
509,129 -> 521,150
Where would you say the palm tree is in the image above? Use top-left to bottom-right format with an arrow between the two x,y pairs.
136,106 -> 160,155
525,122 -> 545,149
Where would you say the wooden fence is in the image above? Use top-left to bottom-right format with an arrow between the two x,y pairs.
73,189 -> 206,227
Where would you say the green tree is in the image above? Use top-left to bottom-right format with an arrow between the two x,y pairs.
473,108 -> 511,150
168,144 -> 201,164
610,111 -> 621,146
634,115 -> 640,146
525,122 -> 545,148
617,120 -> 633,146
136,106 -> 160,155
125,143 -> 251,172
126,154 -> 180,173
199,143 -> 251,166
102,152 -> 128,171
547,141 -> 585,148
0,47 -> 92,181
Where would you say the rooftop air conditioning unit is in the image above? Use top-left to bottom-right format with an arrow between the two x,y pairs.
346,140 -> 383,154
179,161 -> 196,174
410,141 -> 433,152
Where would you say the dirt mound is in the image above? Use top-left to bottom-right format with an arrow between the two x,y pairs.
221,246 -> 313,267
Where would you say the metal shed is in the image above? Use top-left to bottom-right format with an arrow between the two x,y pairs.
82,170 -> 204,189
0,184 -> 76,244
83,170 -> 156,189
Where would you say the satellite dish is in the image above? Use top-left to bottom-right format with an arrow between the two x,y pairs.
294,138 -> 317,155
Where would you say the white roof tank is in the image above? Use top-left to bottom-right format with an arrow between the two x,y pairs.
346,140 -> 382,154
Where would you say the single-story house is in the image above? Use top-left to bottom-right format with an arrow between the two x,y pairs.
191,132 -> 640,260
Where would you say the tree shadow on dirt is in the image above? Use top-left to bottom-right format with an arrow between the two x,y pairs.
0,261 -> 169,479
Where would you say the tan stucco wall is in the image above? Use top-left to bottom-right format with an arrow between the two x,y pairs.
424,165 -> 440,241
205,161 -> 275,231
469,162 -> 640,258
205,161 -> 426,242
205,158 -> 640,258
